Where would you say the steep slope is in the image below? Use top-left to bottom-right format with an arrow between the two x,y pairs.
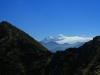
0,21 -> 49,51
43,36 -> 100,75
1,21 -> 100,75
0,21 -> 52,75
44,48 -> 79,75
75,36 -> 100,75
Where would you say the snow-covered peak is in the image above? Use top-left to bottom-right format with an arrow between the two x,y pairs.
58,34 -> 67,39
40,34 -> 92,44
45,36 -> 55,40
41,36 -> 57,43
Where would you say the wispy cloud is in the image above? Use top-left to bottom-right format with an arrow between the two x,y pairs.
56,34 -> 93,44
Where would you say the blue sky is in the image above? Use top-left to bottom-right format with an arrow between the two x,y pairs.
0,0 -> 100,41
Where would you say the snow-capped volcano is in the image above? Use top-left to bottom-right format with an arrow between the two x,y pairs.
40,34 -> 93,52
41,36 -> 57,43
45,36 -> 55,40
41,34 -> 67,43
41,34 -> 93,44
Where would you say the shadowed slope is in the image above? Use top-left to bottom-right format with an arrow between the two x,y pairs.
0,21 -> 52,75
0,21 -> 100,75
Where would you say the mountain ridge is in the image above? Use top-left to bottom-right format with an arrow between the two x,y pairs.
41,34 -> 68,43
40,41 -> 85,52
0,21 -> 100,75
41,34 -> 92,44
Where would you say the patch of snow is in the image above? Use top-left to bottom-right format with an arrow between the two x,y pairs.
41,34 -> 93,44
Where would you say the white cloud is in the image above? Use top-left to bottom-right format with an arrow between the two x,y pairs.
56,34 -> 93,44
58,34 -> 67,39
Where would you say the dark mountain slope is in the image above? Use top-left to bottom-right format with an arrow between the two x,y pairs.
0,21 -> 49,51
44,48 -> 79,75
75,36 -> 100,75
43,36 -> 100,75
1,21 -> 100,75
0,21 -> 52,75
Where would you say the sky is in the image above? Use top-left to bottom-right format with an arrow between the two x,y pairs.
0,0 -> 100,42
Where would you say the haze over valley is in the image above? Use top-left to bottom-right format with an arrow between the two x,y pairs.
0,0 -> 100,75
40,34 -> 92,52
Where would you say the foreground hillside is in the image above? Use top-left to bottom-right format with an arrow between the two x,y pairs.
0,21 -> 100,75
0,21 -> 52,75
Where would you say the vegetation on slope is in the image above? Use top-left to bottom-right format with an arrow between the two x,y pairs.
0,21 -> 100,75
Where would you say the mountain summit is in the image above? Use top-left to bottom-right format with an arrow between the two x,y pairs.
1,21 -> 100,75
41,34 -> 92,44
41,36 -> 57,43
41,34 -> 68,43
0,21 -> 52,75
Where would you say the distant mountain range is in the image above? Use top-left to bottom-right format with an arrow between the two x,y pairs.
41,34 -> 70,43
1,21 -> 100,75
40,36 -> 85,52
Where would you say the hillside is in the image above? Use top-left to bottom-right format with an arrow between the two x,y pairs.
0,21 -> 100,75
76,36 -> 100,75
0,21 -> 52,75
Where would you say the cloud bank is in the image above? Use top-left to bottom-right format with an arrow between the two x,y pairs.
56,34 -> 93,44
